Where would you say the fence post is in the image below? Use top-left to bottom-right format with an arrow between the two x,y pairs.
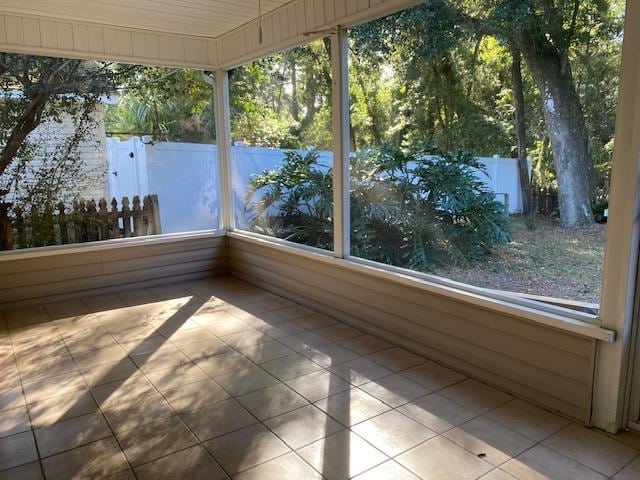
109,198 -> 120,239
57,202 -> 68,244
86,199 -> 98,242
150,194 -> 162,235
121,197 -> 131,238
98,198 -> 109,241
132,195 -> 143,236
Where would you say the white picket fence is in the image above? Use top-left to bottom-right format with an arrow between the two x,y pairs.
106,138 -> 528,233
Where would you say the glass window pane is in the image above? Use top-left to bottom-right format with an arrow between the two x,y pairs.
0,55 -> 219,251
348,0 -> 626,314
229,39 -> 334,251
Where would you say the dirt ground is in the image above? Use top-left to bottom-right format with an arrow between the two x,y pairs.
435,215 -> 607,305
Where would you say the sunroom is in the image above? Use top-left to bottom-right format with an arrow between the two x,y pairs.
1,0 -> 639,478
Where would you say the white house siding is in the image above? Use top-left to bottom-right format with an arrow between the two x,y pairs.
9,106 -> 109,204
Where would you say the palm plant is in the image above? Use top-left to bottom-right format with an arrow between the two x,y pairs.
246,143 -> 511,269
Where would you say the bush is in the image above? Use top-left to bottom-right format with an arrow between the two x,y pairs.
246,142 -> 511,270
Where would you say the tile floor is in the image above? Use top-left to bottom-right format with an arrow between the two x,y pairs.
0,276 -> 639,479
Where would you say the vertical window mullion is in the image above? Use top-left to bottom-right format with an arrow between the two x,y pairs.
214,69 -> 234,232
330,27 -> 350,258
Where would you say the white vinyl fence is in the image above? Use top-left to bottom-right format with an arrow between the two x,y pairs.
107,138 -> 528,233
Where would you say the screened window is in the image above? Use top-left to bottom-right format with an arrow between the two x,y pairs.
0,54 -> 219,251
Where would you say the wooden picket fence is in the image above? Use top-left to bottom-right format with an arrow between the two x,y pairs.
9,194 -> 161,249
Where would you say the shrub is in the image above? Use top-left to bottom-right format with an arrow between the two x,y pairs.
246,142 -> 511,270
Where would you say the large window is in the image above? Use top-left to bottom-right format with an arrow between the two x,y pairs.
0,54 -> 219,251
229,39 -> 333,250
346,0 -> 625,313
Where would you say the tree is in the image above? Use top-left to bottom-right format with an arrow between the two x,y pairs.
0,55 -> 135,182
511,49 -> 533,214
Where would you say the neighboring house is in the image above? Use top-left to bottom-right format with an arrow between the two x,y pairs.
2,94 -> 117,205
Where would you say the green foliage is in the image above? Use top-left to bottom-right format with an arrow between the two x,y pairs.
105,69 -> 216,143
246,145 -> 511,269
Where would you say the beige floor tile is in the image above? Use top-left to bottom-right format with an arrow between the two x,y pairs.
0,461 -> 43,480
201,317 -> 254,337
180,398 -> 257,441
64,331 -> 120,356
16,355 -> 78,382
81,293 -> 127,311
359,374 -> 430,408
73,345 -> 127,370
28,390 -> 97,428
257,320 -> 307,339
293,312 -> 339,330
35,411 -> 112,457
91,374 -> 156,407
22,371 -> 87,403
286,370 -> 353,402
0,371 -> 20,394
353,410 -> 436,456
145,363 -> 208,392
131,346 -> 191,374
219,328 -> 274,349
162,378 -> 230,413
366,347 -> 425,372
299,343 -> 360,368
614,455 -> 640,480
116,415 -> 197,466
264,404 -> 344,449
0,431 -> 38,471
353,460 -> 420,480
41,436 -> 130,480
214,365 -> 279,396
195,350 -> 254,377
0,386 -> 25,412
397,436 -> 493,480
314,389 -> 390,427
486,399 -> 570,441
444,416 -> 537,466
400,361 -> 467,391
79,358 -> 139,387
277,305 -> 315,320
5,306 -> 50,330
440,379 -> 513,414
45,300 -> 89,321
234,451 -> 323,480
314,324 -> 362,342
177,337 -> 232,362
542,423 -> 638,476
101,391 -> 174,433
397,393 -> 478,433
297,430 -> 388,480
237,383 -> 308,420
479,470 -> 518,480
237,340 -> 295,364
502,444 -> 606,480
13,340 -> 69,363
118,335 -> 166,356
329,357 -> 393,386
259,353 -> 323,381
279,332 -> 333,352
163,327 -> 218,347
204,423 -> 290,475
0,405 -> 30,438
133,445 -> 227,480
110,325 -> 159,345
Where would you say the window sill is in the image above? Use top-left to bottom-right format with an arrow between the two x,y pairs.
228,230 -> 616,343
0,230 -> 226,261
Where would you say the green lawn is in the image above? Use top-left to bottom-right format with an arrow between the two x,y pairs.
434,216 -> 606,305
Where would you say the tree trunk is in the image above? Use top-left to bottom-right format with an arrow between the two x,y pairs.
513,34 -> 593,227
0,93 -> 49,178
510,50 -> 533,215
290,56 -> 300,122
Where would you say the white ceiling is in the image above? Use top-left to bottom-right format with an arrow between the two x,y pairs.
0,0 -> 292,38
